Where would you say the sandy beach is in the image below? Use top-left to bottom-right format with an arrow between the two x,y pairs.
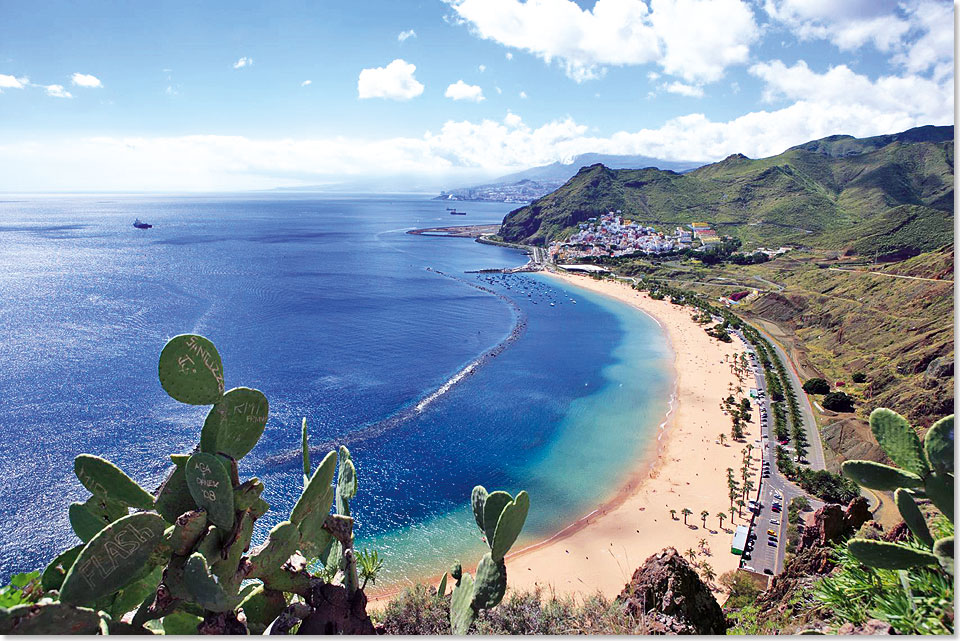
498,270 -> 762,599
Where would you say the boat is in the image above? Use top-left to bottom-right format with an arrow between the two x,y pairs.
449,210 -> 467,215
133,219 -> 153,229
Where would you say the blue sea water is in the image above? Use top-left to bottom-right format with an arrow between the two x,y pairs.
0,194 -> 672,585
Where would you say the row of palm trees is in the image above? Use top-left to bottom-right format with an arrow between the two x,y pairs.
669,507 -> 732,530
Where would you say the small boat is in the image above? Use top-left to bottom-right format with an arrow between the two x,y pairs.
449,210 -> 467,215
133,218 -> 152,229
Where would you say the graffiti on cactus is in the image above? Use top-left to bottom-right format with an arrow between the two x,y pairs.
74,521 -> 157,588
233,399 -> 267,423
185,335 -> 225,394
76,465 -> 107,497
193,460 -> 220,501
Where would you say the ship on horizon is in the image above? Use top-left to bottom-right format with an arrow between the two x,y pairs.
448,209 -> 467,215
133,218 -> 153,229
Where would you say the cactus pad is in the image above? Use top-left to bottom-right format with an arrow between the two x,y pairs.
69,502 -> 109,543
60,512 -> 166,606
437,572 -> 448,598
847,538 -> 938,569
894,488 -> 933,547
841,460 -> 923,491
248,520 -> 300,578
302,417 -> 311,484
491,491 -> 530,562
470,486 -> 488,532
183,552 -> 238,612
41,544 -> 83,591
482,491 -> 512,545
161,610 -> 203,635
74,454 -> 155,510
169,510 -> 208,556
923,472 -> 954,522
933,536 -> 954,574
185,453 -> 235,530
449,571 -> 476,635
924,415 -> 954,475
472,553 -> 507,610
200,387 -> 269,459
154,458 -> 198,524
869,408 -> 929,478
238,585 -> 287,635
158,334 -> 225,405
290,450 -> 337,527
0,603 -> 101,635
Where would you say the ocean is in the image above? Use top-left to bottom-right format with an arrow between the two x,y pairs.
0,194 -> 672,585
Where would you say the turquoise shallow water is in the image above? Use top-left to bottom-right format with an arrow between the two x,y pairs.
0,194 -> 672,585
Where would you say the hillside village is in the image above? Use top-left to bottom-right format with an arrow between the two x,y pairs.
547,212 -> 791,262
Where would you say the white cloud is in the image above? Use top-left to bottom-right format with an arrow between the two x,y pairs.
447,0 -> 758,83
519,90 -> 527,99
301,80 -> 312,87
764,0 -> 909,51
71,73 -> 102,88
165,85 -> 178,96
663,81 -> 703,97
357,59 -> 424,100
893,1 -> 954,79
233,57 -> 253,69
0,74 -> 28,91
505,52 -> 513,60
398,29 -> 417,42
445,80 -> 485,102
504,111 -> 523,127
749,59 -> 951,124
478,64 -> 486,72
646,71 -> 660,81
45,84 -> 73,98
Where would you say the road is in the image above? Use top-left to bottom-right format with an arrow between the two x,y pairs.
732,332 -> 825,575
827,267 -> 953,284
753,326 -> 826,472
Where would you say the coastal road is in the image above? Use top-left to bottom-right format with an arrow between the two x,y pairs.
753,327 -> 826,472
733,333 -> 824,575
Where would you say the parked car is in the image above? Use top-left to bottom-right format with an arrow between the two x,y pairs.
767,529 -> 777,537
764,568 -> 773,575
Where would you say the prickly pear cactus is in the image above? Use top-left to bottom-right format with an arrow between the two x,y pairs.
841,409 -> 954,573
449,485 -> 531,633
14,334 -> 377,635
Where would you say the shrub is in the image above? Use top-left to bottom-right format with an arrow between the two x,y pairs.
822,391 -> 855,412
376,584 -> 450,635
802,378 -> 831,394
797,468 -> 860,504
719,570 -> 763,609
851,372 -> 867,383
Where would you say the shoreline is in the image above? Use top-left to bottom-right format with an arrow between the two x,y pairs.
369,270 -> 760,604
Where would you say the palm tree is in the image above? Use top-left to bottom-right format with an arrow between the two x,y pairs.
684,547 -> 697,562
736,499 -> 745,518
729,506 -> 736,523
719,433 -> 726,446
700,562 -> 716,584
717,512 -> 726,529
681,508 -> 692,525
700,510 -> 709,528
669,508 -> 677,521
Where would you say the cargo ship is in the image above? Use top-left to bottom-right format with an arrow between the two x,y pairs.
448,210 -> 467,215
133,219 -> 153,229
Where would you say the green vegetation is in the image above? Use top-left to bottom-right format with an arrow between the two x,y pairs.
500,126 -> 953,260
450,486 -> 531,634
0,334 -> 530,636
377,584 -> 646,635
851,372 -> 867,384
841,409 -> 953,572
823,391 -> 855,412
803,378 -> 831,394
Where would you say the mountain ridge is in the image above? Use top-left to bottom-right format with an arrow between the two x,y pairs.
498,125 -> 953,259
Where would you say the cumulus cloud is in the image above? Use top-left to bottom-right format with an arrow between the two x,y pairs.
398,29 -> 417,42
664,81 -> 703,97
357,59 -> 424,100
478,64 -> 486,72
301,80 -> 312,86
445,80 -> 485,101
749,59 -> 951,124
45,84 -> 73,98
233,57 -> 253,69
447,0 -> 758,83
0,74 -> 28,91
504,111 -> 523,127
71,73 -> 102,88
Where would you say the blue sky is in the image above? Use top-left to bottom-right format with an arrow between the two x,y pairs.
0,0 -> 953,191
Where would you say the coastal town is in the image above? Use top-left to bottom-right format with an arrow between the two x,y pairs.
547,212 -> 792,262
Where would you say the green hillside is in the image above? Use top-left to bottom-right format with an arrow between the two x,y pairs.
499,126 -> 953,259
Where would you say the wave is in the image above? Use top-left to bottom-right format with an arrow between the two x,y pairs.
263,268 -> 527,466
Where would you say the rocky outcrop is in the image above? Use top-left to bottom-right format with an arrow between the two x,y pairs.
616,547 -> 726,634
799,498 -> 871,550
836,619 -> 895,635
